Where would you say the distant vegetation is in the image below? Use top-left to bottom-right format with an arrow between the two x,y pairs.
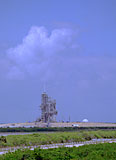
1,143 -> 116,160
0,130 -> 116,148
0,126 -> 116,132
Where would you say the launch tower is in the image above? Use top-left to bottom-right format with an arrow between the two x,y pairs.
40,92 -> 58,123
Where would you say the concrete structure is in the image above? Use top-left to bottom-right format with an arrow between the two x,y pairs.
40,92 -> 58,123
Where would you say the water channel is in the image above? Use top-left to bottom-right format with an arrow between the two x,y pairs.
0,138 -> 116,155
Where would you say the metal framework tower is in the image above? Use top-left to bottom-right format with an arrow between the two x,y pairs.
40,92 -> 58,123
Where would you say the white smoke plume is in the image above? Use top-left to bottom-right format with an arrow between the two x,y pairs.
7,26 -> 78,80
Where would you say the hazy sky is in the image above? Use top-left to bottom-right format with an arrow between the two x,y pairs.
0,0 -> 116,123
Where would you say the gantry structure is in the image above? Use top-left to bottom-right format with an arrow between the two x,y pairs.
40,92 -> 58,123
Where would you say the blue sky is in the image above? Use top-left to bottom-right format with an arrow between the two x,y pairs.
0,0 -> 116,123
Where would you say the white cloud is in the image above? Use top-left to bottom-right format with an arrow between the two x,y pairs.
7,26 -> 78,80
0,25 -> 116,86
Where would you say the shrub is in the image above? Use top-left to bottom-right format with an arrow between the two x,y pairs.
1,143 -> 116,160
0,136 -> 7,143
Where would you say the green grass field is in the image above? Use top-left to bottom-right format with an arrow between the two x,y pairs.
0,130 -> 116,148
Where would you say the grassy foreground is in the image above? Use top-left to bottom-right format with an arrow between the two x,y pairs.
0,143 -> 116,160
0,130 -> 116,148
